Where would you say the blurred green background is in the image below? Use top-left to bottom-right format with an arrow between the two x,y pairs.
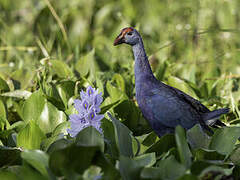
1,0 -> 240,179
1,0 -> 240,113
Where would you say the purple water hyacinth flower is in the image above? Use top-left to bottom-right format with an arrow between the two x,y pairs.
67,86 -> 104,137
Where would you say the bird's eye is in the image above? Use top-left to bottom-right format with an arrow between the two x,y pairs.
127,32 -> 133,36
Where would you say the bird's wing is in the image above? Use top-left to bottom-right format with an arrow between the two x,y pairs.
157,83 -> 214,133
147,91 -> 199,129
162,83 -> 210,113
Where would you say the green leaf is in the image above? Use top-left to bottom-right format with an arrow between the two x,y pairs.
0,170 -> 18,180
140,155 -> 186,180
49,144 -> 100,176
145,134 -> 175,156
190,161 -> 213,175
119,156 -> 143,180
193,149 -> 225,161
112,74 -> 125,92
48,137 -> 119,178
230,146 -> 240,165
22,90 -> 45,122
47,138 -> 72,154
1,90 -> 32,99
133,153 -> 156,167
45,84 -> 65,110
100,100 -> 120,114
10,68 -> 34,90
21,150 -> 49,177
0,100 -> 8,131
106,81 -> 127,102
175,126 -> 192,168
0,117 -> 10,131
108,112 -> 133,157
187,124 -> 211,149
42,121 -> 70,151
17,121 -> 45,149
5,165 -> 48,180
101,118 -> 119,158
113,100 -> 140,132
142,132 -> 157,147
0,77 -> 9,92
50,60 -> 73,78
37,101 -> 66,134
76,49 -> 95,77
178,174 -> 199,180
209,127 -> 240,155
22,90 -> 66,134
0,146 -> 21,168
75,126 -> 104,152
56,80 -> 75,107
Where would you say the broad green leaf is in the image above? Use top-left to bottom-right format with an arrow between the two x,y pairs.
101,118 -> 119,159
47,138 -> 73,154
119,156 -> 143,180
106,81 -> 127,102
140,156 -> 186,180
230,146 -> 240,165
37,101 -> 66,134
17,121 -> 45,149
113,100 -> 139,132
76,126 -> 104,152
193,149 -> 225,161
112,74 -> 125,92
6,165 -> 47,180
0,146 -> 21,168
22,90 -> 66,134
0,171 -> 18,180
56,80 -> 75,107
133,153 -> 156,167
209,127 -> 240,155
100,100 -> 120,114
52,121 -> 69,136
190,161 -> 213,175
75,49 -> 95,77
21,150 -> 49,177
175,126 -> 192,168
187,124 -> 211,149
0,77 -> 9,92
45,84 -> 65,110
42,121 -> 69,151
145,134 -> 175,156
10,69 -> 34,90
22,90 -> 45,122
108,112 -> 133,157
50,60 -> 73,78
49,145 -> 100,176
142,132 -> 157,147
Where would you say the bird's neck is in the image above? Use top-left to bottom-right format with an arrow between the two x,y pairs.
132,40 -> 154,83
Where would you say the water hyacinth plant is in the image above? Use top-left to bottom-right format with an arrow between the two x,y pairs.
67,86 -> 104,137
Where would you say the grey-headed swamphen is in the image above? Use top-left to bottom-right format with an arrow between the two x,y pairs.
114,27 -> 229,137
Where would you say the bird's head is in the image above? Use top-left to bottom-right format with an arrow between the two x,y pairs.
114,27 -> 140,46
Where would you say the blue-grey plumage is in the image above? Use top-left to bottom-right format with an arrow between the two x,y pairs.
114,27 -> 229,137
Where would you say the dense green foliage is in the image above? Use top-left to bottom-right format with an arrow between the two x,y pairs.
0,0 -> 240,179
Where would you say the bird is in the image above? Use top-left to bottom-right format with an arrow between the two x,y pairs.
113,27 -> 229,137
